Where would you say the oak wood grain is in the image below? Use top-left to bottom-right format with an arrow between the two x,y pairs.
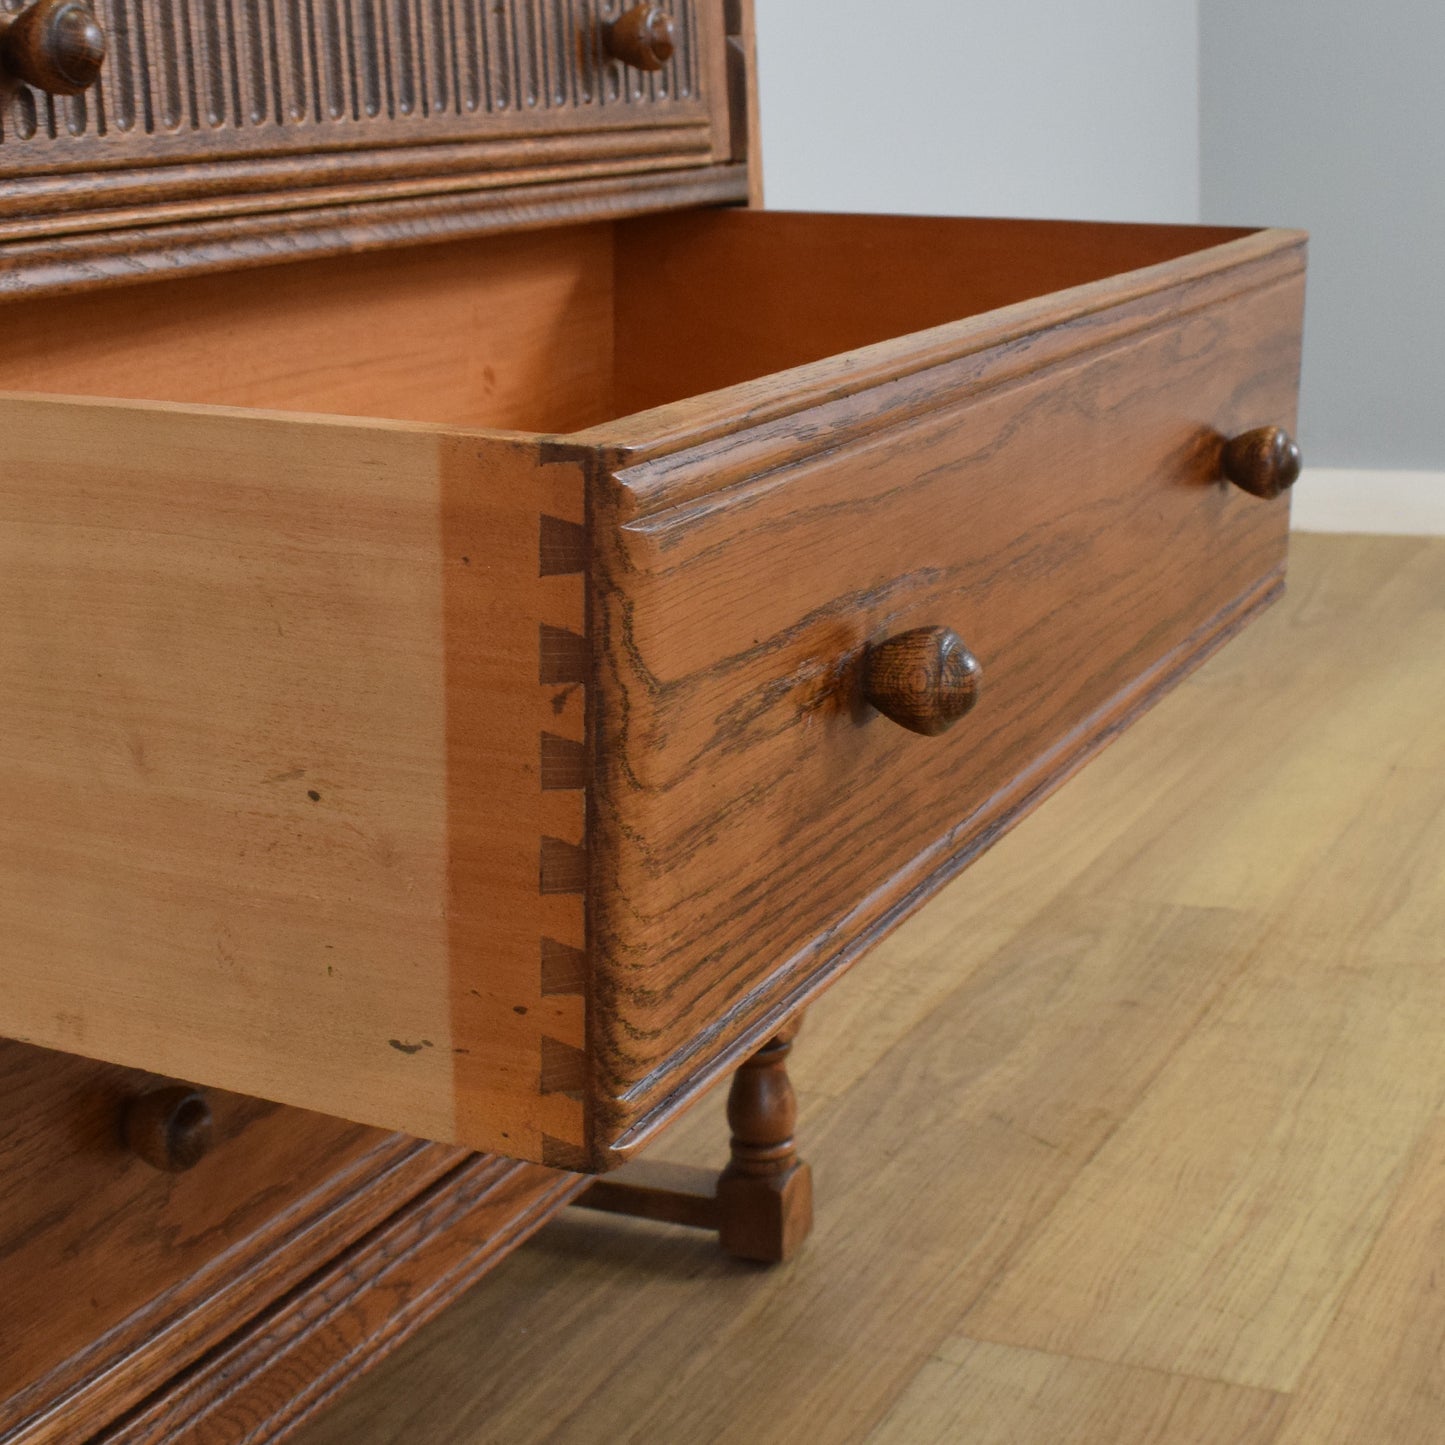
0,129 -> 711,226
0,168 -> 748,304
0,0 -> 719,174
0,11 -> 1336,1440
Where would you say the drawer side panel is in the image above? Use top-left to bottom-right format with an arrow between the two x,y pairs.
0,399 -> 584,1164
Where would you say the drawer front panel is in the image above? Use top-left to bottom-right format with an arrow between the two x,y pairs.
0,0 -> 717,172
592,262 -> 1305,1148
0,0 -> 742,297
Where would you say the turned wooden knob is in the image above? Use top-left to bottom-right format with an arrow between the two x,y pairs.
1221,426 -> 1302,500
123,1085 -> 214,1172
0,0 -> 105,94
863,625 -> 983,736
604,4 -> 675,71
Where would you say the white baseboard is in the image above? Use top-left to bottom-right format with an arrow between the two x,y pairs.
1290,469 -> 1445,535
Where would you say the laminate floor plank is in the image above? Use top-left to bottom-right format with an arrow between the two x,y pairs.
962,761 -> 1445,1390
865,1337 -> 1288,1445
1273,1118 -> 1445,1445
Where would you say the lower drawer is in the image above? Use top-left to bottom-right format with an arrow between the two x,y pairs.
0,210 -> 1306,1168
0,1040 -> 456,1442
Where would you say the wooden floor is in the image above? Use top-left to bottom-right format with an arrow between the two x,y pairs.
294,533 -> 1445,1445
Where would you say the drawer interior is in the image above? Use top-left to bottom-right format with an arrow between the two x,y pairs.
0,211 -> 1253,430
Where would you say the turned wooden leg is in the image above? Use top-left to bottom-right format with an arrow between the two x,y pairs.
714,1019 -> 814,1261
575,1019 -> 814,1264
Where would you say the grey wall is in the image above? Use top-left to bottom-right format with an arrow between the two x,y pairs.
755,1 -> 1200,223
1201,1 -> 1445,469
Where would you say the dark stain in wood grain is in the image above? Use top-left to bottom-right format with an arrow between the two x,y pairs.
539,513 -> 587,577
541,1134 -> 590,1171
541,938 -> 587,996
540,837 -> 587,895
540,732 -> 587,790
539,625 -> 587,686
539,1036 -> 588,1095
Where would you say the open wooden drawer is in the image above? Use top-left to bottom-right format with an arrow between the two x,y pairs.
0,210 -> 1306,1170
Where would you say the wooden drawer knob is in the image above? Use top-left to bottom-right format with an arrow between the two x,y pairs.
123,1085 -> 214,1172
604,4 -> 675,71
1221,426 -> 1302,500
0,0 -> 105,95
863,625 -> 983,736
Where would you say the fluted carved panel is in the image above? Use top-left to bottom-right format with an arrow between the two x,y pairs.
0,0 -> 743,299
0,0 -> 707,164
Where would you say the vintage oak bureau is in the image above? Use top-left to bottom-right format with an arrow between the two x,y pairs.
0,1 -> 1306,1438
